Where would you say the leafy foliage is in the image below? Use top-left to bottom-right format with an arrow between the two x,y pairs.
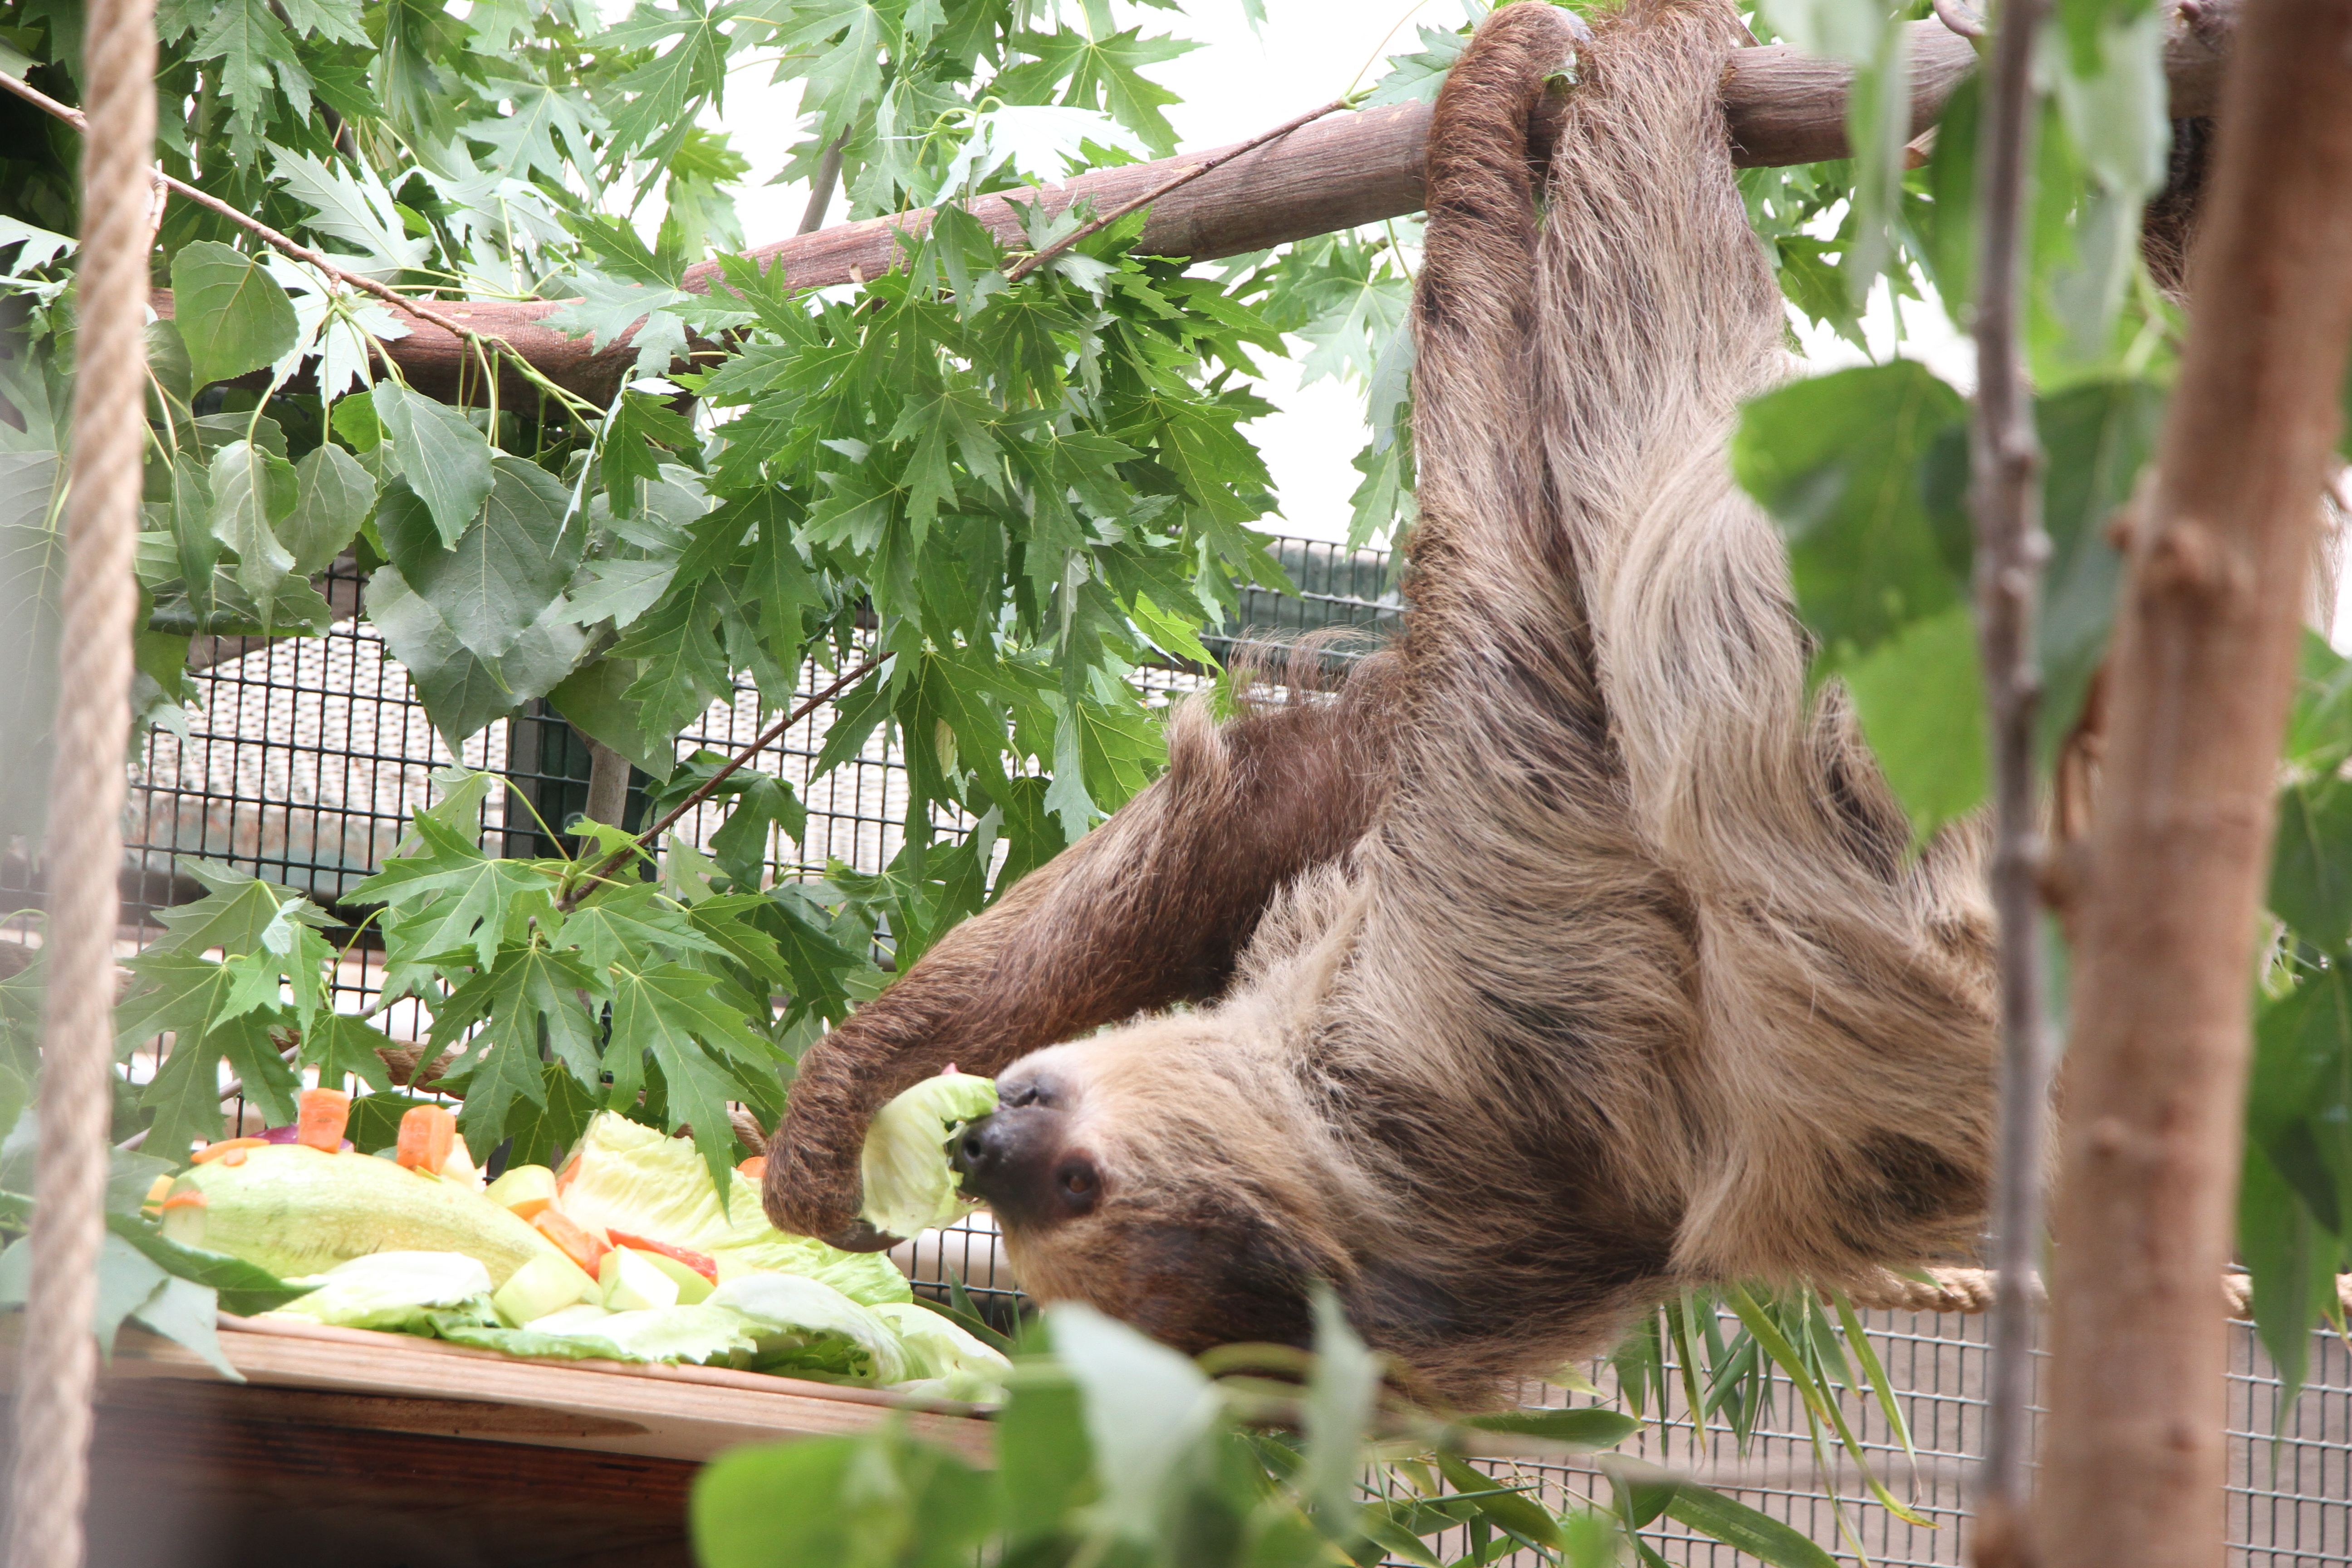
691,1296 -> 1852,1568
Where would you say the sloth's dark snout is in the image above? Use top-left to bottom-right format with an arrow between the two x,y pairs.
951,1104 -> 1089,1225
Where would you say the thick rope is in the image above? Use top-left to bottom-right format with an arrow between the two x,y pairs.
5,0 -> 156,1555
1844,1267 -> 2352,1321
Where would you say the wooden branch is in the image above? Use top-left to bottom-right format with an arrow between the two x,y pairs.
1965,0 -> 2055,1547
159,2 -> 2235,408
2038,0 -> 2352,1563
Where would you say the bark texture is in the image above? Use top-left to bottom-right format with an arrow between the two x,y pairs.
2038,0 -> 2352,1561
150,3 -> 2238,408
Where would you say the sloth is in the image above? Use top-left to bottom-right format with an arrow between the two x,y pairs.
764,0 -> 1998,1404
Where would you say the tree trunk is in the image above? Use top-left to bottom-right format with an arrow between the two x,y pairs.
2037,0 -> 2352,1563
152,5 -> 2236,408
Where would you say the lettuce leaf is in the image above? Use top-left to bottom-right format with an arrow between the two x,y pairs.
872,1300 -> 1013,1403
556,1112 -> 909,1305
859,1072 -> 999,1240
260,1250 -> 495,1332
708,1273 -> 907,1383
441,1302 -> 756,1366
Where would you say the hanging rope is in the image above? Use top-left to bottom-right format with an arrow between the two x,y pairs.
5,0 -> 157,1556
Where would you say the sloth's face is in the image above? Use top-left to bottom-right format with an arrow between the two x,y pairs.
950,1024 -> 1348,1356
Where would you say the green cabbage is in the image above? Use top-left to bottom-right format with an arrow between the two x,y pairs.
443,1302 -> 756,1366
872,1301 -> 1013,1403
859,1072 -> 1000,1240
556,1112 -> 909,1305
708,1273 -> 907,1383
261,1250 -> 495,1332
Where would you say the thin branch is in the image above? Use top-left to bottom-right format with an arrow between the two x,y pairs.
1001,95 -> 1352,286
1966,0 -> 2053,1548
797,133 -> 849,236
556,656 -> 885,912
0,66 -> 599,418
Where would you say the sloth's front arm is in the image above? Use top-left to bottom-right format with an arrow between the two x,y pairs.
762,679 -> 1392,1250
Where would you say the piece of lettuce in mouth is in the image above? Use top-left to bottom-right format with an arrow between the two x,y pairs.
858,1071 -> 1000,1240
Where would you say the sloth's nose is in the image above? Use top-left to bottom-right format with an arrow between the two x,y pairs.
950,1107 -> 1050,1210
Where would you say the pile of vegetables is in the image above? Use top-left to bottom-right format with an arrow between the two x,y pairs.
153,1088 -> 1010,1402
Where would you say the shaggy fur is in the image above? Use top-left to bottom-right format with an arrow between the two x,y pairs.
766,0 -> 1999,1403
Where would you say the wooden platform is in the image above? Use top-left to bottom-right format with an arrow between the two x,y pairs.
1,1314 -> 991,1568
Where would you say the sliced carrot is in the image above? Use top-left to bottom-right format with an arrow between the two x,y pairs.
396,1104 -> 457,1174
533,1209 -> 609,1275
297,1087 -> 352,1152
736,1155 -> 766,1180
159,1190 -> 207,1210
191,1138 -> 267,1165
606,1230 -> 718,1284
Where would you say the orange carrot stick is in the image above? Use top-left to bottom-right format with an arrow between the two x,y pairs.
396,1104 -> 457,1173
191,1138 -> 268,1164
297,1088 -> 352,1152
606,1230 -> 718,1284
533,1210 -> 609,1275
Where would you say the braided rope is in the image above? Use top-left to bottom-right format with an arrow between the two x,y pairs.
4,0 -> 156,1557
1841,1267 -> 2352,1321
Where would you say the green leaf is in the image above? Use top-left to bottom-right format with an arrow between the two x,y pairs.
1838,603 -> 1989,844
2240,1137 -> 2340,1415
1734,362 -> 1970,660
349,812 -> 562,971
346,1092 -> 439,1153
286,441 -> 377,575
373,382 -> 495,549
1047,1302 -> 1225,1541
168,242 -> 300,388
207,438 -> 301,611
430,942 -> 603,1152
548,657 -> 680,782
365,564 -> 590,749
997,1362 -> 1095,1546
1664,1485 -> 1838,1568
2272,778 -> 2352,949
606,957 -> 778,1196
1456,1407 -> 1642,1450
104,1212 -> 315,1316
379,456 -> 578,661
1297,1285 -> 1378,1539
691,1428 -> 996,1568
0,451 -> 66,846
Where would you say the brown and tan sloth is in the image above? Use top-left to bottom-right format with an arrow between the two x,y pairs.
764,0 -> 1999,1405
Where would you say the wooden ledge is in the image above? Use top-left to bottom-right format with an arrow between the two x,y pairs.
4,1312 -> 992,1467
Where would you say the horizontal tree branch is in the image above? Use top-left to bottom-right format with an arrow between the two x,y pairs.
156,2 -> 2238,407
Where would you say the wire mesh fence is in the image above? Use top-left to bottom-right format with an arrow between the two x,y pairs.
1,534 -> 2346,1563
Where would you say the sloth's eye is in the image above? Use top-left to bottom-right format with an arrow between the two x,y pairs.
1055,1159 -> 1098,1208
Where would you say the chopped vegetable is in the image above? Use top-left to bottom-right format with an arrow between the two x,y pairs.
556,1114 -> 909,1306
191,1138 -> 268,1165
872,1303 -> 1013,1403
708,1274 -> 907,1383
396,1105 -> 457,1175
443,1131 -> 484,1190
532,1209 -> 610,1276
297,1088 -> 351,1152
262,1250 -> 495,1332
160,1144 -> 569,1285
492,1251 -> 596,1327
444,1303 -> 756,1367
859,1071 -> 1000,1240
607,1230 -> 717,1284
600,1245 -> 681,1312
484,1164 -> 556,1220
736,1155 -> 767,1179
617,1245 -> 714,1305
